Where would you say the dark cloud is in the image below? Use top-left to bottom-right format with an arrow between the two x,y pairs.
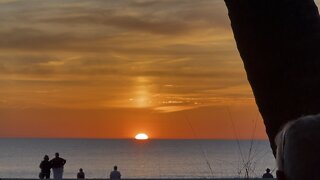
43,14 -> 192,35
0,28 -> 83,51
0,0 -> 231,54
0,0 -> 228,37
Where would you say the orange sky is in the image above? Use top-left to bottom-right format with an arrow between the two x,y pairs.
0,0 -> 275,139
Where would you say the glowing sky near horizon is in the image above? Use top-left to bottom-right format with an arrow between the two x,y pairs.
2,0 -> 310,139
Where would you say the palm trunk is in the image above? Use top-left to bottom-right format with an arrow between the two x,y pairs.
225,0 -> 320,155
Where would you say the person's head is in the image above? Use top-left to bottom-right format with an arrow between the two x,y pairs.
266,168 -> 270,173
275,114 -> 320,180
114,166 -> 117,171
79,168 -> 83,172
44,155 -> 49,161
55,152 -> 59,158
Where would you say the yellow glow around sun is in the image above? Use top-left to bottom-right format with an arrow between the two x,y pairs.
135,133 -> 149,140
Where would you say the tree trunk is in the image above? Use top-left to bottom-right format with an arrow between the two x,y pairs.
225,0 -> 320,155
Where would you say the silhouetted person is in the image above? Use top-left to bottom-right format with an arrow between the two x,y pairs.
109,166 -> 121,180
50,152 -> 66,180
77,168 -> 85,179
262,168 -> 274,178
39,155 -> 52,179
225,0 -> 320,155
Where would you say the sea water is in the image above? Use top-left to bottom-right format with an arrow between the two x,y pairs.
0,138 -> 276,178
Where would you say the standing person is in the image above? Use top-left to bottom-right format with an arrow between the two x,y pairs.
262,168 -> 274,178
39,155 -> 51,179
109,166 -> 121,180
50,152 -> 66,180
77,168 -> 85,179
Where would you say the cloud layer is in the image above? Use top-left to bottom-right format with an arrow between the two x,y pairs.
0,0 -> 251,112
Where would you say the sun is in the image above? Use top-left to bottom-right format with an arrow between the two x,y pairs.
135,133 -> 149,140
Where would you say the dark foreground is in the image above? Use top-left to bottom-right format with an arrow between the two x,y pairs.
0,178 -> 276,180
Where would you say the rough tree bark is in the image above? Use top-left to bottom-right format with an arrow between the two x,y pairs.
224,0 -> 320,155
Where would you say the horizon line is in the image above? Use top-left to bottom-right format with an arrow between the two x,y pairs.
0,137 -> 269,141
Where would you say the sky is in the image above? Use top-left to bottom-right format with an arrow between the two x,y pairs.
0,0 -> 290,139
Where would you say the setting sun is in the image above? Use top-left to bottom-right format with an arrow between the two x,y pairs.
135,133 -> 149,140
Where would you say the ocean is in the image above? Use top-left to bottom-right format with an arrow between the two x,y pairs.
0,138 -> 276,178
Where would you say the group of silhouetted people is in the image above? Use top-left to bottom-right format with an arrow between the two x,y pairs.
77,166 -> 121,180
39,153 -> 121,180
39,153 -> 66,180
39,152 -> 270,179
